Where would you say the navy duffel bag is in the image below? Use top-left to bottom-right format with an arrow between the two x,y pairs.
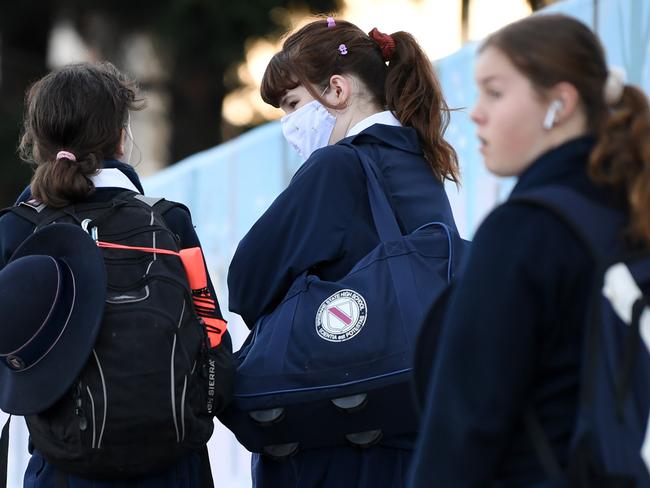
218,143 -> 469,457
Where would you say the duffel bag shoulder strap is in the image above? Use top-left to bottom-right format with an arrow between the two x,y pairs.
339,142 -> 403,243
340,141 -> 461,336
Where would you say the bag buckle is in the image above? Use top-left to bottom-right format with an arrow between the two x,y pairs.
81,219 -> 98,241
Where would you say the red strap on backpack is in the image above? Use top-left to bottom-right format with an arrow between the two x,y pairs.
96,241 -> 227,347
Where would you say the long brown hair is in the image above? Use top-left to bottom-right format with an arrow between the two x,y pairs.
261,17 -> 459,183
482,14 -> 650,245
19,62 -> 145,207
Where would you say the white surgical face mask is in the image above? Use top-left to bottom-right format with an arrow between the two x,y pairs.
281,100 -> 336,161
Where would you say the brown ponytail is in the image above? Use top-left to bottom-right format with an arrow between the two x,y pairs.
385,31 -> 459,183
589,85 -> 650,245
30,153 -> 100,208
260,17 -> 458,183
19,62 -> 145,207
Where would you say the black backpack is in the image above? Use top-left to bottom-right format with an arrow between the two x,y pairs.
1,191 -> 232,479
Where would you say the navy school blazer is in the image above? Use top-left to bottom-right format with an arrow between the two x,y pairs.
228,123 -> 458,330
409,136 -> 628,487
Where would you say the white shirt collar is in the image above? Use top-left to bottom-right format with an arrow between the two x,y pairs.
346,111 -> 402,137
90,168 -> 140,193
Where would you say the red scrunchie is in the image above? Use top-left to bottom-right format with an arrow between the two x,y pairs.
368,27 -> 396,62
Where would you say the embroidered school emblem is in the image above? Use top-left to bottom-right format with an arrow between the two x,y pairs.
315,289 -> 367,342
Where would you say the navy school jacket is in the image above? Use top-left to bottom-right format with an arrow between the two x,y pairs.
0,160 -> 228,488
227,123 -> 459,488
409,136 -> 627,487
228,123 -> 457,329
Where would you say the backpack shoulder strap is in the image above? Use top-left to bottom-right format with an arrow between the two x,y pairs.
128,193 -> 189,215
132,194 -> 165,207
4,191 -> 136,229
513,185 -> 628,483
510,185 -> 627,260
2,200 -> 69,228
150,198 -> 191,216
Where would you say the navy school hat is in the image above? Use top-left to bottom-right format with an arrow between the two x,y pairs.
0,223 -> 106,415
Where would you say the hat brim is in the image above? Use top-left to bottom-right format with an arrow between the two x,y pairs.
0,223 -> 106,415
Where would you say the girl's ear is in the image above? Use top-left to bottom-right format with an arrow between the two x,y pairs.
549,81 -> 581,125
115,127 -> 127,158
326,74 -> 352,109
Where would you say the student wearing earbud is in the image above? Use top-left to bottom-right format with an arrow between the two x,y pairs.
409,13 -> 650,487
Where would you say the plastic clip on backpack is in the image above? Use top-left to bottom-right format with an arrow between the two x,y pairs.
0,191 -> 232,480
218,142 -> 470,458
514,186 -> 650,487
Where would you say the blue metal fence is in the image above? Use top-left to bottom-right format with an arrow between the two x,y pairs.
3,1 -> 649,486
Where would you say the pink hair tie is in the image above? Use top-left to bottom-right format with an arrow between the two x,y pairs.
338,44 -> 348,55
327,17 -> 335,28
56,150 -> 76,162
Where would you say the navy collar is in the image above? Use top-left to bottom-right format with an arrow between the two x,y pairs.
510,136 -> 596,196
342,123 -> 422,155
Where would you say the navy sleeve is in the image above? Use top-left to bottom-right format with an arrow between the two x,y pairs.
162,205 -> 231,352
0,212 -> 36,269
227,145 -> 365,327
15,185 -> 31,205
410,203 -> 588,486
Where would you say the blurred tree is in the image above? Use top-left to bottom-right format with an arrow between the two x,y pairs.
0,1 -> 55,206
67,0 -> 341,161
0,0 -> 338,206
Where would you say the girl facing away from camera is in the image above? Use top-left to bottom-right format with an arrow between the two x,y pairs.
227,16 -> 460,488
410,13 -> 650,487
0,61 -> 230,488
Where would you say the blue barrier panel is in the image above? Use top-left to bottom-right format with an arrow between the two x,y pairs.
5,1 -> 649,487
139,3 -> 649,483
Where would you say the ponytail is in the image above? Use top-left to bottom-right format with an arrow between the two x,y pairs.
261,19 -> 458,184
385,32 -> 459,184
589,85 -> 650,245
30,152 -> 100,207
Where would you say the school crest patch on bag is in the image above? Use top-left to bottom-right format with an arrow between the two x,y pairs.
315,289 -> 368,342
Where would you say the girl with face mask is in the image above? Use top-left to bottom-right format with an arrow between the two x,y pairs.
227,16 -> 460,488
409,14 -> 650,487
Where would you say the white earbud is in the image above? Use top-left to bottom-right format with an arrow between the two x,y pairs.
543,100 -> 563,130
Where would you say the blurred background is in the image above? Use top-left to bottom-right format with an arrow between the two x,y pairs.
2,0 -> 649,487
0,0 -> 556,207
